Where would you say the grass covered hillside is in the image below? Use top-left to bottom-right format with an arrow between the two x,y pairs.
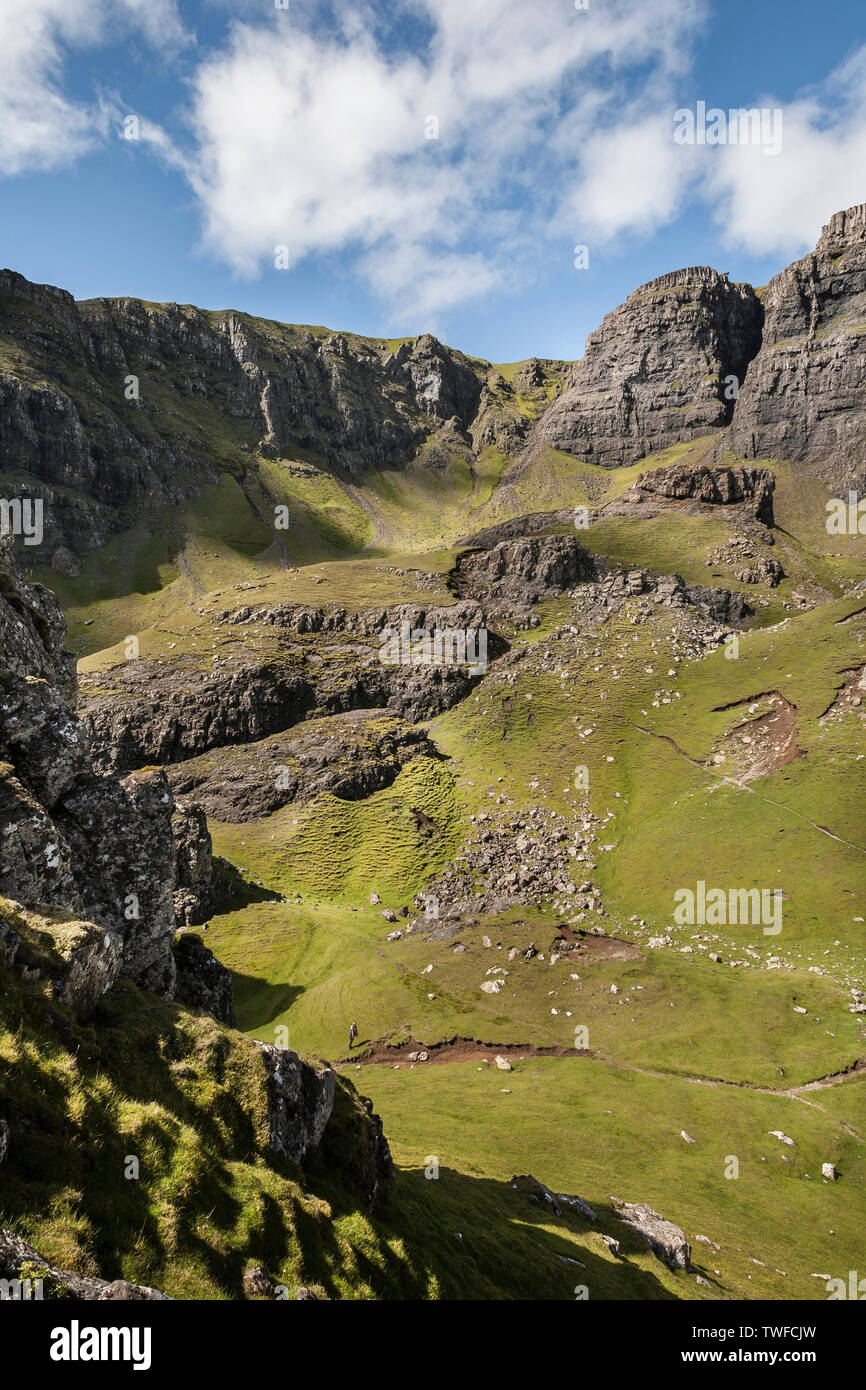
2,235 -> 865,1303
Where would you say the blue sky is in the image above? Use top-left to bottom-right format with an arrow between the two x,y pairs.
1,0 -> 864,362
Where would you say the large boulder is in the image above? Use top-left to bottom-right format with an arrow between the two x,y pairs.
0,900 -> 122,1018
610,1198 -> 692,1270
256,1043 -> 336,1164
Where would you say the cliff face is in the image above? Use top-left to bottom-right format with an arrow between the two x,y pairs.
0,271 -> 494,567
0,536 -> 222,999
531,202 -> 866,479
3,204 -> 866,582
727,204 -> 866,481
534,268 -> 764,468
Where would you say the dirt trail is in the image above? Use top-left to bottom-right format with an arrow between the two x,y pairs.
342,1036 -> 589,1067
627,718 -> 866,855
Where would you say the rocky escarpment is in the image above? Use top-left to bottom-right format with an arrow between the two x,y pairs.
0,537 -> 228,1004
4,204 -> 866,582
0,272 -> 506,567
167,710 -> 437,823
457,527 -> 752,627
607,462 -> 776,528
455,534 -> 597,606
79,602 -> 497,775
535,268 -> 763,468
728,204 -> 866,483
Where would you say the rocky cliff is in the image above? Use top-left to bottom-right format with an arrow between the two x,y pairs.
3,205 -> 866,583
0,535 -> 224,999
533,204 -> 866,481
535,267 -> 763,468
0,271 -> 499,567
727,204 -> 866,484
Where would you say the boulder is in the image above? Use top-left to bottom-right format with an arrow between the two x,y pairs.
256,1043 -> 336,1164
0,901 -> 122,1019
0,1228 -> 170,1300
610,1198 -> 692,1270
242,1265 -> 275,1299
510,1174 -> 562,1217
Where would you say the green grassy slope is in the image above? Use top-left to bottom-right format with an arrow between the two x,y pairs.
24,394 -> 866,1300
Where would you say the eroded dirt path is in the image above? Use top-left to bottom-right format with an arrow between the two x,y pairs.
626,717 -> 866,855
343,1036 -> 589,1067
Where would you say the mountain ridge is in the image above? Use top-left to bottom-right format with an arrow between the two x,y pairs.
2,202 -> 866,577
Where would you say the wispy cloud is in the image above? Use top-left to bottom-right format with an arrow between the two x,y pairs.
4,0 -> 866,319
0,0 -> 189,176
182,0 -> 708,317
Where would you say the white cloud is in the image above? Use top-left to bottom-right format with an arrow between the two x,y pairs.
0,0 -> 188,176
559,112 -> 700,244
705,50 -> 866,258
7,0 -> 866,320
562,42 -> 866,266
183,0 -> 708,318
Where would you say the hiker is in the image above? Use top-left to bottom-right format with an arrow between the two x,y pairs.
348,1021 -> 358,1051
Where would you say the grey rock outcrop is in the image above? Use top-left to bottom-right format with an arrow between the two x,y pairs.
0,273 -> 497,567
172,800 -> 215,926
456,535 -> 596,604
79,604 -> 494,776
537,268 -> 763,468
167,711 -> 435,823
728,203 -> 866,482
257,1043 -> 336,1164
610,1198 -> 692,1270
0,1228 -> 170,1300
0,538 -> 226,1005
613,462 -> 776,527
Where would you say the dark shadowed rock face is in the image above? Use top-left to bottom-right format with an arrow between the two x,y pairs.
256,1043 -> 337,1164
172,932 -> 236,1027
167,711 -> 435,824
728,204 -> 866,482
310,1085 -> 395,1210
537,267 -> 763,468
0,272 -> 492,565
0,538 -> 226,1007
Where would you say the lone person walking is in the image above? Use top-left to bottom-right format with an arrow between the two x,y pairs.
348,1021 -> 359,1051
